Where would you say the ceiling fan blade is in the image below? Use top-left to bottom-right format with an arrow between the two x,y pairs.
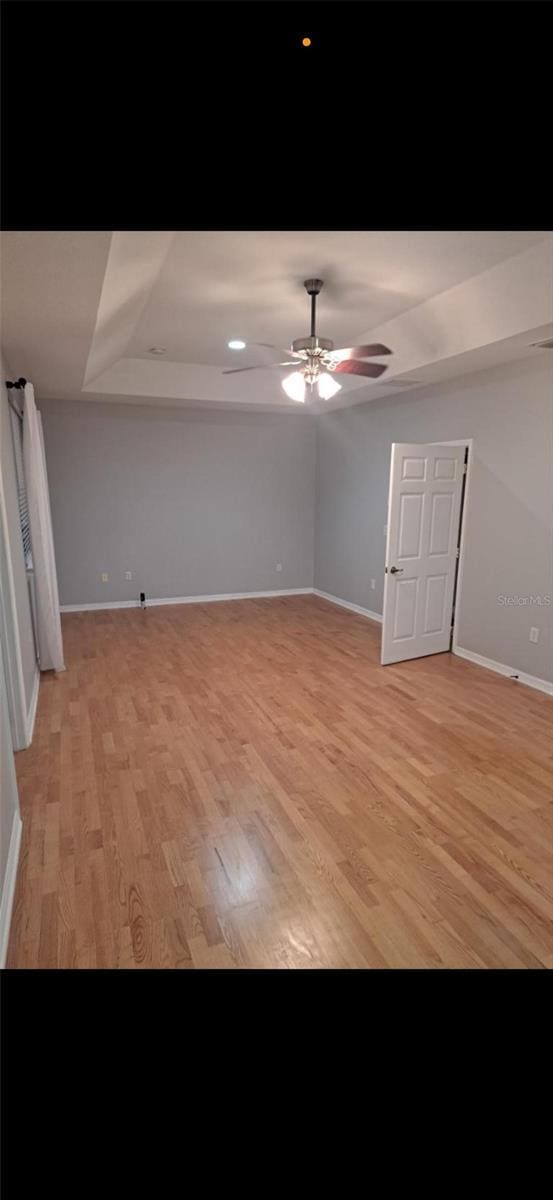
333,360 -> 388,378
330,344 -> 393,360
222,362 -> 298,375
255,342 -> 303,359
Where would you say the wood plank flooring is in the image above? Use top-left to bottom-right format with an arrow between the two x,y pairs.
7,595 -> 553,968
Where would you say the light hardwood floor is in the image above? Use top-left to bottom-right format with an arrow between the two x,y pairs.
7,595 -> 553,968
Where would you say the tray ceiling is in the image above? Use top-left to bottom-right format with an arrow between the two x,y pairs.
1,230 -> 551,412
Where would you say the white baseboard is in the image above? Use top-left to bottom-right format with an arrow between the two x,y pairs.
60,588 -> 314,614
453,645 -> 553,696
313,589 -> 383,624
61,599 -> 138,612
25,666 -> 40,746
0,811 -> 22,969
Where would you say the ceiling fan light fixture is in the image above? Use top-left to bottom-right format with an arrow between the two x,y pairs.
282,372 -> 306,403
317,373 -> 342,400
220,278 -> 393,395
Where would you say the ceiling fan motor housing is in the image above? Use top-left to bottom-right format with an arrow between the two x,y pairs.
292,335 -> 334,355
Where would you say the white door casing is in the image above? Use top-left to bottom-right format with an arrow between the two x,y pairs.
381,443 -> 466,665
0,470 -> 28,748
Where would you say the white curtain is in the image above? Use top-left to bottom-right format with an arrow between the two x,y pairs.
22,382 -> 65,672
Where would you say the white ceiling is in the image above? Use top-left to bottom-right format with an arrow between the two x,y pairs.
1,230 -> 551,413
129,231 -> 547,366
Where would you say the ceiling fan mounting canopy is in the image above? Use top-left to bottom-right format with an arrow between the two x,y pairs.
222,275 -> 393,399
303,278 -> 324,296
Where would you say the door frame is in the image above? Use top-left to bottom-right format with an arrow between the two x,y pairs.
427,437 -> 474,655
0,470 -> 28,749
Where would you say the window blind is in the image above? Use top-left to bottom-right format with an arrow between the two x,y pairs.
10,406 -> 33,568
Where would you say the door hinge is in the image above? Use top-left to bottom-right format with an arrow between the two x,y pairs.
456,546 -> 460,558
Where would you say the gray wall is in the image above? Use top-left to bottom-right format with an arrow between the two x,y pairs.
40,399 -> 316,605
316,356 -> 553,682
37,357 -> 553,683
0,350 -> 37,718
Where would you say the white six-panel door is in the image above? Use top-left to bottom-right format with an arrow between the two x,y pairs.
381,443 -> 466,665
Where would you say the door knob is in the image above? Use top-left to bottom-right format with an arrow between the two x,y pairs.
389,566 -> 403,574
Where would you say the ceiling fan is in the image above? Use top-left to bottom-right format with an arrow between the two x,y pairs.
222,278 -> 392,402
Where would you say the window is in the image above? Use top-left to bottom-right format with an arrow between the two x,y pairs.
10,406 -> 33,569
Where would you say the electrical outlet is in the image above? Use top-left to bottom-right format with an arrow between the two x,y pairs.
125,571 -> 132,581
370,579 -> 376,590
276,563 -> 282,572
529,627 -> 539,643
101,573 -> 108,583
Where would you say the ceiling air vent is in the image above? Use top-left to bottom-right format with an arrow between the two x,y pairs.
529,338 -> 553,350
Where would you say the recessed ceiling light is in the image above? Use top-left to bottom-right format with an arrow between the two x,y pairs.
148,346 -> 166,355
228,339 -> 246,350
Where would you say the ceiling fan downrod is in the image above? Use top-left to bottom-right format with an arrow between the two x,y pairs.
292,280 -> 334,368
304,278 -> 324,338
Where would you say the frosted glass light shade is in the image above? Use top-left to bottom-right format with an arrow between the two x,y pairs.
317,373 -> 342,400
282,372 -> 306,402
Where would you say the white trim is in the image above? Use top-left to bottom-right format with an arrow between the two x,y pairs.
0,471 -> 28,749
440,439 -> 474,653
453,645 -> 553,696
61,599 -> 140,612
60,588 -> 314,613
25,666 -> 40,746
0,811 -> 22,969
313,589 -> 383,623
